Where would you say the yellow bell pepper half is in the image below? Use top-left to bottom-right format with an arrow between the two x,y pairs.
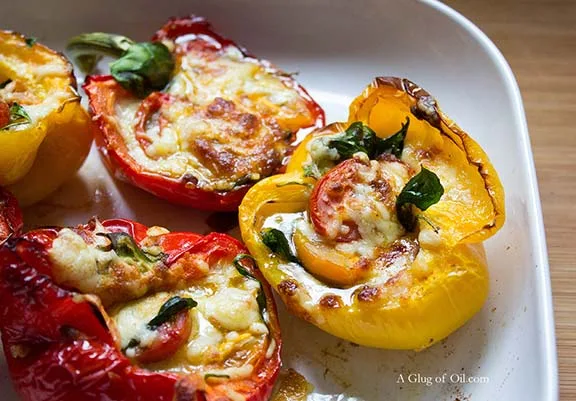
0,31 -> 92,206
239,77 -> 505,350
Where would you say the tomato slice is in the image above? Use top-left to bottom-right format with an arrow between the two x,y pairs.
309,158 -> 368,242
309,156 -> 410,243
293,229 -> 365,286
0,100 -> 9,129
134,92 -> 173,153
132,310 -> 193,364
297,159 -> 371,286
300,156 -> 412,286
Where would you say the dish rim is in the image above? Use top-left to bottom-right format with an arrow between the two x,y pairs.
422,1 -> 558,399
0,1 -> 559,400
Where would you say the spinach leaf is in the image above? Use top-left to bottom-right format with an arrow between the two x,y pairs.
233,254 -> 257,279
375,117 -> 409,158
25,37 -> 37,47
328,121 -> 377,159
327,118 -> 410,161
0,79 -> 12,89
110,42 -> 174,98
396,167 -> 444,231
261,228 -> 299,264
147,296 -> 197,330
204,374 -> 231,380
233,254 -> 267,315
98,232 -> 164,264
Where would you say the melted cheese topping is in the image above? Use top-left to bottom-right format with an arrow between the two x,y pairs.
115,44 -> 316,191
0,33 -> 75,128
202,287 -> 261,331
304,129 -> 415,258
307,135 -> 340,174
49,226 -> 166,306
263,211 -> 420,312
49,228 -> 118,293
335,158 -> 410,257
109,262 -> 267,377
113,292 -> 168,352
48,224 -> 271,380
306,156 -> 411,258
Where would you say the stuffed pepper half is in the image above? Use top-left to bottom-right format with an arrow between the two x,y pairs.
0,217 -> 281,401
68,16 -> 324,211
239,77 -> 505,350
0,31 -> 92,206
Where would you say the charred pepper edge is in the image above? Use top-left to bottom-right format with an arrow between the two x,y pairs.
0,219 -> 283,401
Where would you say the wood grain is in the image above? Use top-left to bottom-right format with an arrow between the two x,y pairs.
443,0 -> 576,399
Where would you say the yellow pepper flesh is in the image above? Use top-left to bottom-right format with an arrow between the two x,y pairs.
0,31 -> 92,206
239,77 -> 505,350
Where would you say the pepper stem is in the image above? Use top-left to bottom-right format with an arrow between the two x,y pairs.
66,33 -> 135,73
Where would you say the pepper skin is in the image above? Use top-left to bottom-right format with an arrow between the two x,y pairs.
83,16 -> 324,211
0,187 -> 22,243
0,31 -> 92,206
239,77 -> 505,350
0,218 -> 281,401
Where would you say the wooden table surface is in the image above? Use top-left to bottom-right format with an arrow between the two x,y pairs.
443,1 -> 575,399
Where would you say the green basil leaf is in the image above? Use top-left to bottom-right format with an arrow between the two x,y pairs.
25,37 -> 37,47
328,121 -> 376,159
233,254 -> 267,315
328,119 -> 410,161
204,374 -> 231,380
233,254 -> 257,279
256,289 -> 267,316
0,79 -> 12,89
375,117 -> 409,158
110,42 -> 174,98
97,232 -> 165,264
123,338 -> 140,351
147,296 -> 197,330
261,228 -> 299,264
2,103 -> 31,130
9,103 -> 30,122
396,167 -> 444,231
233,175 -> 256,188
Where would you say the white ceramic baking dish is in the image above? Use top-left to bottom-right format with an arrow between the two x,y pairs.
0,0 -> 558,399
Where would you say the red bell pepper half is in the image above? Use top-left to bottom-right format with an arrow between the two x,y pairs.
81,15 -> 325,211
0,217 -> 281,401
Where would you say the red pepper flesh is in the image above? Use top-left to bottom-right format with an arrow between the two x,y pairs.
85,16 -> 325,211
0,218 -> 281,401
